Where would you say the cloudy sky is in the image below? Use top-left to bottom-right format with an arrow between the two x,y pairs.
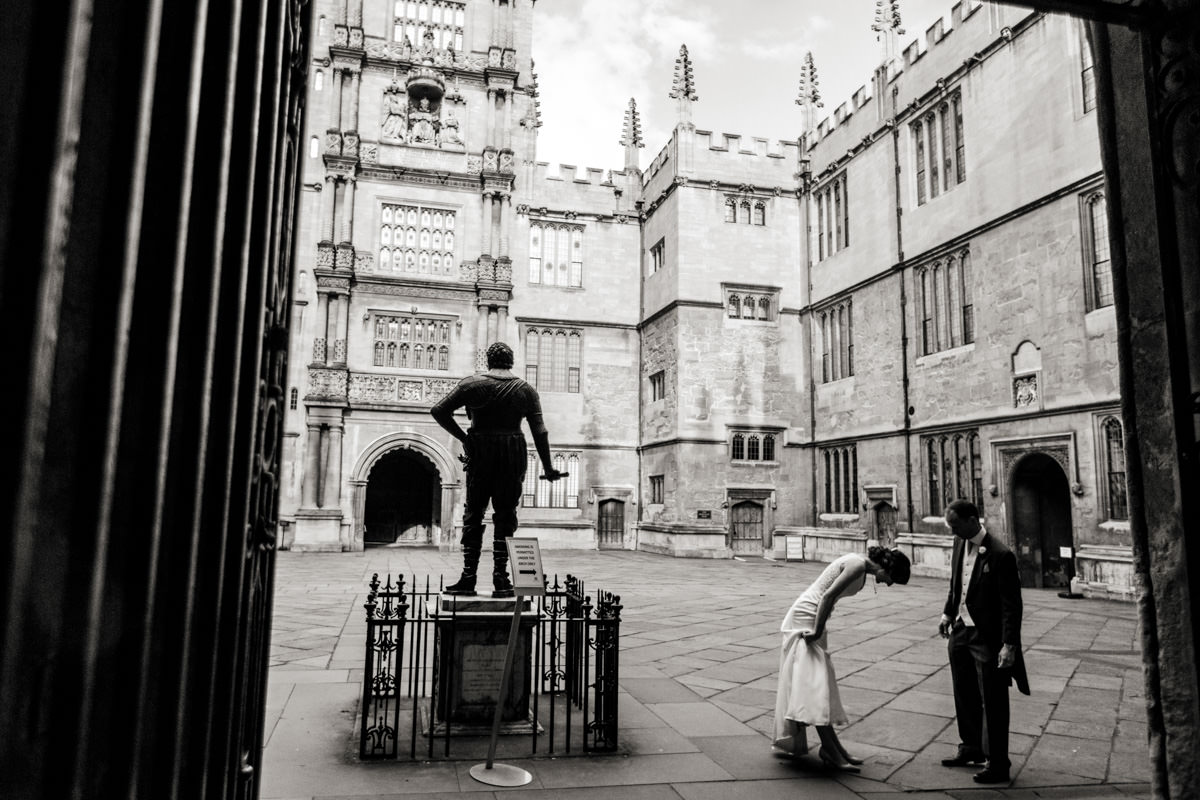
530,0 -> 952,171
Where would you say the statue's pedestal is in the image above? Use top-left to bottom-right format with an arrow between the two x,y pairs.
430,596 -> 537,735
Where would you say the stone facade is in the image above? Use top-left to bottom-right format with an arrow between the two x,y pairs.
280,0 -> 1132,598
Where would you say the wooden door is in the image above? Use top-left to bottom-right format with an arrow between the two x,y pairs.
729,501 -> 764,554
598,499 -> 625,547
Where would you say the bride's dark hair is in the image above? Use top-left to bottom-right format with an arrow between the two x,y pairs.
867,546 -> 911,585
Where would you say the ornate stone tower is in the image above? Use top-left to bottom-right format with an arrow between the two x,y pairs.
284,0 -> 539,551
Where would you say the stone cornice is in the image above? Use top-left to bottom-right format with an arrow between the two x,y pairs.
353,274 -> 477,300
357,163 -> 482,190
513,315 -> 638,331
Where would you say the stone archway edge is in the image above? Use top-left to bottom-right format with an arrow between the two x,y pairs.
350,431 -> 462,550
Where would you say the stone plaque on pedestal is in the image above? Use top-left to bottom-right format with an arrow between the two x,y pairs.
431,596 -> 537,734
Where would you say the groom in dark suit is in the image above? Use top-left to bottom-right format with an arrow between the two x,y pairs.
938,499 -> 1030,784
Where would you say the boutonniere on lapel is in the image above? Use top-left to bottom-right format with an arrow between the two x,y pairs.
980,546 -> 990,573
978,546 -> 987,555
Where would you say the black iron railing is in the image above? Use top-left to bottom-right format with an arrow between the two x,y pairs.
359,573 -> 621,760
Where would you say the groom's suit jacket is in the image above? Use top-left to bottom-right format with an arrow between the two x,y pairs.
943,531 -> 1031,695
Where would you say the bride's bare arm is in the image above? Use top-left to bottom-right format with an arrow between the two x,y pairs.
805,561 -> 868,640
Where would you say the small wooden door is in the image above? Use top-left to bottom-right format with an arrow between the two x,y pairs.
729,500 -> 764,554
872,502 -> 897,547
598,499 -> 625,547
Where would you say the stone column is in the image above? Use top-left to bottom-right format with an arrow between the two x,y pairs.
323,420 -> 344,508
333,291 -> 348,364
303,422 -> 322,507
503,90 -> 514,150
313,291 -> 328,362
491,194 -> 503,258
496,305 -> 508,344
326,293 -> 340,359
348,71 -> 360,130
333,69 -> 345,130
486,306 -> 497,345
321,174 -> 336,241
481,191 -> 494,256
440,483 -> 458,546
487,88 -> 497,147
341,175 -> 356,243
498,193 -> 511,257
476,303 -> 489,355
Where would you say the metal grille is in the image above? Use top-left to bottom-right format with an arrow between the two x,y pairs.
360,573 -> 622,760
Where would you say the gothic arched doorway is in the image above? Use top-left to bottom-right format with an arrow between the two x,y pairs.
1011,452 -> 1073,588
364,449 -> 438,545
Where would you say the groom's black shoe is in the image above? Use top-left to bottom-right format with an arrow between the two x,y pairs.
941,749 -> 986,767
972,765 -> 1011,784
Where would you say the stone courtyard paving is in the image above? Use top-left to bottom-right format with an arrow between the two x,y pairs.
262,548 -> 1152,800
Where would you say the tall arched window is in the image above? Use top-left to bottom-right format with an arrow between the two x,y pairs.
923,430 -> 983,514
753,201 -> 765,226
747,435 -> 760,461
374,341 -> 385,366
742,295 -> 755,319
1086,193 -> 1113,309
757,297 -> 769,320
728,294 -> 740,318
289,387 -> 298,410
386,342 -> 397,367
524,326 -> 583,393
738,201 -> 751,224
731,434 -> 745,460
1103,416 -> 1128,520
763,434 -> 775,461
724,198 -> 737,223
528,221 -> 585,287
522,450 -> 582,508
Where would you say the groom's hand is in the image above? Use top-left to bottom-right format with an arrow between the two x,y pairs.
938,614 -> 952,638
998,643 -> 1016,669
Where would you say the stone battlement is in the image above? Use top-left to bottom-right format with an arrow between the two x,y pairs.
693,130 -> 800,159
533,161 -> 626,185
811,0 -> 1000,143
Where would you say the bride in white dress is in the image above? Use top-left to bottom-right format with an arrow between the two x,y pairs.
773,546 -> 911,771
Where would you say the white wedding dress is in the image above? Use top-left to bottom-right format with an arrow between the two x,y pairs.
773,553 -> 868,749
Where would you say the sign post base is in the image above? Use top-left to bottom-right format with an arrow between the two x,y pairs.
468,762 -> 533,787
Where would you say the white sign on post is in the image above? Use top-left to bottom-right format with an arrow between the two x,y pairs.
1059,546 -> 1073,559
506,538 -> 545,597
785,536 -> 804,562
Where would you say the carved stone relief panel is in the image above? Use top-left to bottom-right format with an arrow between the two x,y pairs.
397,380 -> 423,402
425,378 -> 459,403
1014,374 -> 1039,408
307,367 -> 347,400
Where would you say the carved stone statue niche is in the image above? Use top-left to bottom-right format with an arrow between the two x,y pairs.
381,86 -> 407,143
408,96 -> 439,145
440,109 -> 463,148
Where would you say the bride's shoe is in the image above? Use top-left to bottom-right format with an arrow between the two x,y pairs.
836,744 -> 865,765
818,747 -> 861,773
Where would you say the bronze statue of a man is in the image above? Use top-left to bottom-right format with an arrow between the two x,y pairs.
430,341 -> 566,597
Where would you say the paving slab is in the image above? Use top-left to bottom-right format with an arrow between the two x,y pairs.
646,701 -> 758,736
672,778 -> 863,800
531,752 -> 733,788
